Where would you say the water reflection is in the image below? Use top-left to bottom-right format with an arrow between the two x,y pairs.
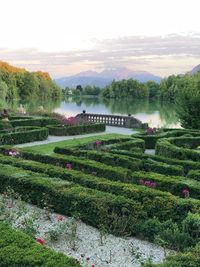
1,96 -> 180,128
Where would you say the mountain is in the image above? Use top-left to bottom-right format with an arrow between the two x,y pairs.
55,67 -> 161,88
189,64 -> 200,75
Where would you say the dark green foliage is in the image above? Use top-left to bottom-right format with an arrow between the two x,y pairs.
144,242 -> 200,267
101,79 -> 149,99
0,223 -> 81,267
48,123 -> 106,136
156,137 -> 200,161
0,127 -> 48,145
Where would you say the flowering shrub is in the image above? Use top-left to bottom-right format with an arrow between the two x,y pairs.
139,179 -> 157,188
36,237 -> 46,245
5,149 -> 19,157
182,188 -> 189,198
65,163 -> 72,170
63,116 -> 78,126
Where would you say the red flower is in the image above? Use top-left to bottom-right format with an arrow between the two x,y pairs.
36,237 -> 45,245
86,257 -> 90,261
56,215 -> 64,221
92,265 -> 95,267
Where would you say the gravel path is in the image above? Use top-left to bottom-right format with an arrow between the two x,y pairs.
4,198 -> 170,267
15,126 -> 137,148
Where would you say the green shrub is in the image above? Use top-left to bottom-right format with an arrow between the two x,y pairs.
10,117 -> 59,127
48,123 -> 106,135
188,170 -> 200,181
0,223 -> 81,267
0,127 -> 49,145
156,137 -> 200,161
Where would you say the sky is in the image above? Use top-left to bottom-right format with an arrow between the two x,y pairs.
0,0 -> 200,78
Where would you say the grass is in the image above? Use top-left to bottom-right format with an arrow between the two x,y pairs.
25,133 -> 126,154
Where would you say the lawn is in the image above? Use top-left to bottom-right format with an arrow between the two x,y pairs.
25,133 -> 126,154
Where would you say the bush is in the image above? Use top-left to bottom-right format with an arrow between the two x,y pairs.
0,126 -> 49,145
10,117 -> 59,127
0,223 -> 81,267
188,170 -> 200,181
133,129 -> 200,149
156,137 -> 200,161
47,123 -> 106,136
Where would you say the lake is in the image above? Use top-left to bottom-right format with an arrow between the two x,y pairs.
4,97 -> 180,128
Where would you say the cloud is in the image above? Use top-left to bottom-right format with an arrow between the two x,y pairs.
0,33 -> 200,77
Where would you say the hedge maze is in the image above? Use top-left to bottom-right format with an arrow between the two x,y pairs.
0,129 -> 200,266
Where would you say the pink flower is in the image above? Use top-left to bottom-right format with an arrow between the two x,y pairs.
36,237 -> 45,245
65,163 -> 72,170
86,257 -> 90,261
92,265 -> 95,267
94,140 -> 102,146
56,215 -> 64,221
182,188 -> 189,198
7,203 -> 13,208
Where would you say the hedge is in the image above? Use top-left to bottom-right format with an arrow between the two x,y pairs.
0,127 -> 49,145
144,242 -> 200,267
156,137 -> 200,161
110,149 -> 200,174
106,138 -> 145,152
0,163 -> 147,237
47,123 -> 106,136
54,147 -> 184,176
10,117 -> 59,127
0,223 -> 81,267
19,150 -> 135,182
130,171 -> 200,200
54,147 -> 142,171
0,152 -> 199,220
187,170 -> 200,181
133,129 -> 200,149
0,154 -> 181,222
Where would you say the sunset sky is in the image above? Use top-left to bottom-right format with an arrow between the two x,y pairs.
1,0 -> 200,78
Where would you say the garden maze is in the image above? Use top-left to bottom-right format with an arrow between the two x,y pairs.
0,125 -> 200,266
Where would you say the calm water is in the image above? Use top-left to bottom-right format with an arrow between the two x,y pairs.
54,97 -> 180,128
3,97 -> 180,128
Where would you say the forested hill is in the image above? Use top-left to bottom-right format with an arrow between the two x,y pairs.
0,61 -> 61,101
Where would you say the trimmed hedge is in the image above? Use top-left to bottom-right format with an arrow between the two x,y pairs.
54,147 -> 184,176
156,137 -> 200,161
47,123 -> 106,136
130,171 -> 200,200
0,223 -> 81,267
0,127 -> 49,145
19,150 -> 134,182
0,157 -> 200,248
54,147 -> 142,171
133,129 -> 200,149
144,242 -> 200,267
106,138 -> 145,152
10,117 -> 59,127
110,149 -> 200,174
0,154 -> 181,221
0,163 -> 147,237
188,170 -> 200,181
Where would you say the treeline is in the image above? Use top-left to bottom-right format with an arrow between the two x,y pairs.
63,80 -> 159,99
0,61 -> 61,101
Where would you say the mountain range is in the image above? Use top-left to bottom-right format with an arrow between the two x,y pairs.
55,67 -> 161,88
189,64 -> 200,75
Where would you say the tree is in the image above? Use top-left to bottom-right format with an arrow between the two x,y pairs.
176,81 -> 200,129
0,80 -> 8,100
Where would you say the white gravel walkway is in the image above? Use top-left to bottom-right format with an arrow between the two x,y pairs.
3,197 -> 170,267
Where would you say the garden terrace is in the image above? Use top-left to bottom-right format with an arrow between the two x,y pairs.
0,129 -> 200,265
76,112 -> 146,128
